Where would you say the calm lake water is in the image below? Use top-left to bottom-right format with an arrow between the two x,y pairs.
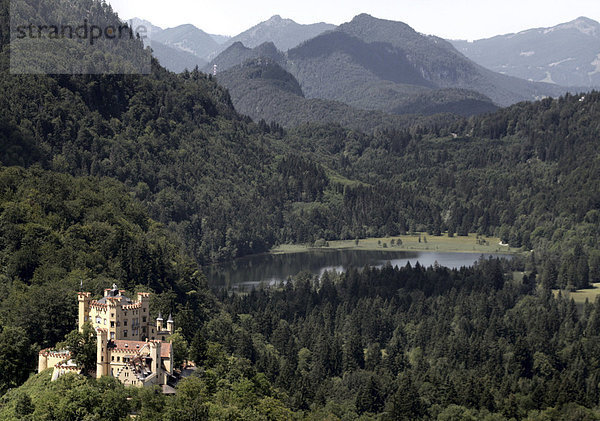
205,249 -> 512,289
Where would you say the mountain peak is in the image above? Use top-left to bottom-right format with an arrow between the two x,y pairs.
264,15 -> 294,27
352,13 -> 376,20
342,13 -> 415,33
553,16 -> 600,37
222,15 -> 335,52
573,16 -> 599,25
338,14 -> 422,48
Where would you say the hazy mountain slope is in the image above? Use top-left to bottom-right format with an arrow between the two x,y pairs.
153,24 -> 221,59
451,17 -> 600,87
149,40 -> 207,72
127,18 -> 210,72
287,14 -> 568,108
206,41 -> 285,73
287,30 -> 434,109
217,59 -> 493,131
127,17 -> 164,36
210,34 -> 231,44
222,15 -> 335,52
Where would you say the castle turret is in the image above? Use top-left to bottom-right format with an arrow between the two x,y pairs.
166,314 -> 174,334
38,352 -> 48,373
156,313 -> 163,332
78,292 -> 92,332
96,329 -> 109,378
151,340 -> 161,377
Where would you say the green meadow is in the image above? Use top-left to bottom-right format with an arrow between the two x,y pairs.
271,233 -> 513,255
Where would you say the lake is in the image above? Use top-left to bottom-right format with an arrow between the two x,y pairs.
204,249 -> 512,289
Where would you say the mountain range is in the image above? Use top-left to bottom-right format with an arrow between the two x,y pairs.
128,13 -> 600,129
451,17 -> 600,87
207,14 -> 574,127
128,15 -> 335,71
285,14 -> 566,108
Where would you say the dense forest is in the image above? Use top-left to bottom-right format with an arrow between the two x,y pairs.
4,260 -> 600,419
1,0 -> 600,419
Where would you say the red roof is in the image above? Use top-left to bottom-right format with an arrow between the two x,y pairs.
112,340 -> 172,359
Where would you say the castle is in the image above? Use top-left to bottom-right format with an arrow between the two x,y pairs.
38,285 -> 174,388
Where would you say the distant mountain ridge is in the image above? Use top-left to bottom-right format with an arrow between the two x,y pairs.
309,14 -> 567,107
219,15 -> 336,53
128,15 -> 335,73
152,24 -> 221,59
128,18 -> 213,71
451,17 -> 600,87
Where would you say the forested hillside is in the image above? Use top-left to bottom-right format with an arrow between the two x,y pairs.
2,4 -> 600,279
284,92 -> 600,290
0,166 -> 215,394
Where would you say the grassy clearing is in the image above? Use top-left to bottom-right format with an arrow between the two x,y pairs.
271,233 -> 513,255
554,283 -> 600,311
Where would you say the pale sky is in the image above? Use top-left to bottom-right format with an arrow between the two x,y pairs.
106,0 -> 600,41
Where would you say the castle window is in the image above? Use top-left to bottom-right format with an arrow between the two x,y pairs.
103,319 -> 106,325
110,332 -> 115,340
143,316 -> 147,323
143,308 -> 146,312
117,356 -> 120,362
124,330 -> 128,338
110,321 -> 114,328
111,313 -> 114,318
111,356 -> 114,361
124,320 -> 128,326
96,316 -> 101,324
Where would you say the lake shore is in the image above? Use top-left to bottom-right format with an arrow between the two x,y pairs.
271,233 -> 515,255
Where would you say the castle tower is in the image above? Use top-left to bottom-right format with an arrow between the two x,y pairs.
156,312 -> 163,331
38,352 -> 48,373
96,329 -> 109,378
151,340 -> 161,377
78,292 -> 92,332
166,314 -> 174,334
137,292 -> 150,310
